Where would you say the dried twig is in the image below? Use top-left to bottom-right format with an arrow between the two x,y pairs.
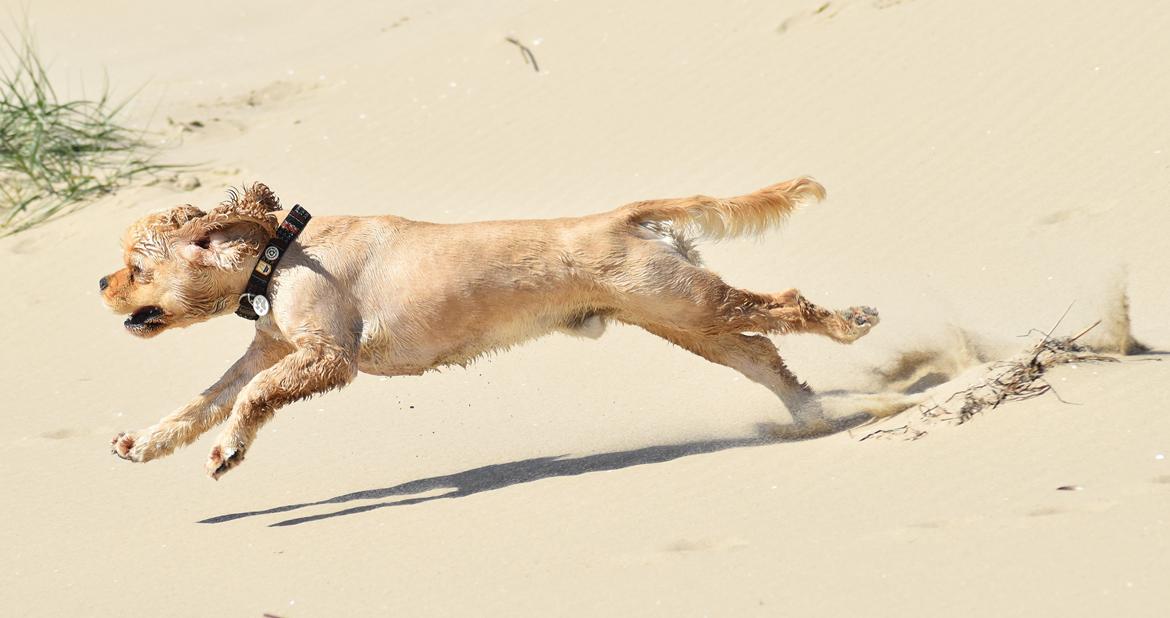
858,425 -> 927,442
505,37 -> 540,72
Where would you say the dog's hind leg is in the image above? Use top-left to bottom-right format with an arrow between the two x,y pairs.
635,325 -> 830,426
205,336 -> 358,479
643,326 -> 878,436
609,247 -> 879,341
111,331 -> 293,463
764,288 -> 880,344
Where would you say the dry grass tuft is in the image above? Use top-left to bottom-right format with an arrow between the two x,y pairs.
861,317 -> 1118,441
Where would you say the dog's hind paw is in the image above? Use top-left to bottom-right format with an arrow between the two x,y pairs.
832,306 -> 880,343
206,444 -> 245,480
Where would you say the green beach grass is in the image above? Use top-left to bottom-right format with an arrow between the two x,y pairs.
0,26 -> 169,237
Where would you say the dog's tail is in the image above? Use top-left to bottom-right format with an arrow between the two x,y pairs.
619,176 -> 825,240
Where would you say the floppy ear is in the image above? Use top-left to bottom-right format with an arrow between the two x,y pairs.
176,183 -> 282,269
122,204 -> 207,260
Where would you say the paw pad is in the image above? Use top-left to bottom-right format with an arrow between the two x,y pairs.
111,432 -> 135,459
207,445 -> 245,480
834,306 -> 880,343
854,306 -> 879,326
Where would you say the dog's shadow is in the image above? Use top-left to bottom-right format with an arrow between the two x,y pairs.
200,414 -> 870,527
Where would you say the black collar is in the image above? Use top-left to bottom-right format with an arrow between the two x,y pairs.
236,205 -> 312,320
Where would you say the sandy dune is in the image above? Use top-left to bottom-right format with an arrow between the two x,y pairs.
3,0 -> 1168,615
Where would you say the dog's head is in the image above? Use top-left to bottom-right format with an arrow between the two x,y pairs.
100,183 -> 282,337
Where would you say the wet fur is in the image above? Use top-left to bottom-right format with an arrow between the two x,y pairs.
101,178 -> 880,479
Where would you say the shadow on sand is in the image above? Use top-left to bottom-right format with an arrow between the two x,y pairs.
200,415 -> 870,527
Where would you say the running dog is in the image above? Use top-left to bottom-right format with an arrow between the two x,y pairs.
100,179 -> 879,478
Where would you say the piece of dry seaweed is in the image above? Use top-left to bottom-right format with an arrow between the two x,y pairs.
861,318 -> 1118,441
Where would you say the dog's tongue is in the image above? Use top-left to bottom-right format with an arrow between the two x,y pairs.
126,306 -> 164,325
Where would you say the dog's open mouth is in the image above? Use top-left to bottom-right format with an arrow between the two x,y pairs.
124,305 -> 167,334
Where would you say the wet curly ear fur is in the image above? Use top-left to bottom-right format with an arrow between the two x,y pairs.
162,204 -> 208,227
213,183 -> 283,236
175,183 -> 283,269
123,204 -> 207,260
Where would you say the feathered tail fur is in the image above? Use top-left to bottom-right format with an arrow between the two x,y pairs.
621,176 -> 826,240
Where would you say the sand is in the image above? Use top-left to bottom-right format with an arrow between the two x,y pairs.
3,0 -> 1168,615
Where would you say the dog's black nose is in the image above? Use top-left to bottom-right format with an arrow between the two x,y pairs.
99,276 -> 109,291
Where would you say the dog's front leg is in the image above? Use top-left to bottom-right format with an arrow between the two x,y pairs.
205,337 -> 357,479
111,331 -> 293,463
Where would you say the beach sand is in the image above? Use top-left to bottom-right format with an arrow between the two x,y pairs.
2,0 -> 1168,615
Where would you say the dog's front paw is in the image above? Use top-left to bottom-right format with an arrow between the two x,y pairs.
206,443 -> 246,480
111,431 -> 145,462
833,306 -> 880,343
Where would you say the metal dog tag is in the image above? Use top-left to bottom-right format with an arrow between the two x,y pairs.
251,295 -> 270,317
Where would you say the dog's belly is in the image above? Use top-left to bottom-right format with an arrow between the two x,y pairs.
354,311 -> 569,376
